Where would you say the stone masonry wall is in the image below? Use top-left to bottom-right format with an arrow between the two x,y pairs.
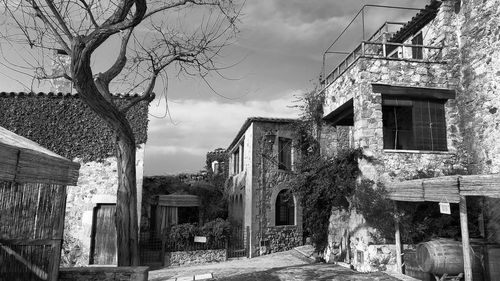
264,225 -> 302,254
458,0 -> 500,244
62,145 -> 145,266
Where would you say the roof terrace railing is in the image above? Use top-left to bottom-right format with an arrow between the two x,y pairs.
320,41 -> 443,87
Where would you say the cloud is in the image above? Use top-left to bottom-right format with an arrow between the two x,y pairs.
144,93 -> 301,175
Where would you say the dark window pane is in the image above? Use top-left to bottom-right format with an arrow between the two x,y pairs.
383,105 -> 414,150
275,189 -> 294,226
383,97 -> 447,151
412,33 -> 423,59
278,138 -> 292,170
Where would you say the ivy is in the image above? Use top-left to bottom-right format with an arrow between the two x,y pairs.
0,94 -> 148,161
290,148 -> 363,252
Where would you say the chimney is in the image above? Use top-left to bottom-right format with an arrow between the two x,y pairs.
50,49 -> 73,93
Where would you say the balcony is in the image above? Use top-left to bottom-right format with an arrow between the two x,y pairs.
320,2 -> 444,90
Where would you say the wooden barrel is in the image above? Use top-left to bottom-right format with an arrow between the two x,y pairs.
416,239 -> 482,276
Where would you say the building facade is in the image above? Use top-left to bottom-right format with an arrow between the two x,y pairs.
0,92 -> 149,266
226,117 -> 303,257
320,0 -> 500,271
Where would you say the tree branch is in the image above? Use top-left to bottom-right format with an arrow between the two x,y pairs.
43,0 -> 74,40
78,0 -> 99,29
100,28 -> 134,83
27,0 -> 71,53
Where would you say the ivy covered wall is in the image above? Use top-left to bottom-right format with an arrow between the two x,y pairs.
0,92 -> 149,160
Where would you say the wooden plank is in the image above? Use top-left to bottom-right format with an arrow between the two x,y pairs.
372,84 -> 456,100
386,180 -> 424,202
422,176 -> 460,203
459,174 -> 500,197
459,195 -> 473,281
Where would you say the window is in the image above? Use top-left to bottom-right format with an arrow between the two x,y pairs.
233,149 -> 240,173
278,137 -> 292,170
411,32 -> 423,59
240,144 -> 244,171
383,98 -> 447,151
275,189 -> 294,226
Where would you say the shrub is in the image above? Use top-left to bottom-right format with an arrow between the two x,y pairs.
164,219 -> 230,251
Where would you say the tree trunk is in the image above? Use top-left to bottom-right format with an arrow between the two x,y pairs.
71,38 -> 139,266
115,135 -> 139,266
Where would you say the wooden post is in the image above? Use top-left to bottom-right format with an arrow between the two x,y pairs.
459,195 -> 472,281
48,187 -> 67,281
394,202 -> 403,274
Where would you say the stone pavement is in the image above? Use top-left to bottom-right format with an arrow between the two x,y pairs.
148,247 -> 402,281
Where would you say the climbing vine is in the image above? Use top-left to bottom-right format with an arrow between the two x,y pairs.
290,148 -> 363,251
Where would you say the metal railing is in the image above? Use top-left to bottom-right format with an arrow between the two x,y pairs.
320,41 -> 443,87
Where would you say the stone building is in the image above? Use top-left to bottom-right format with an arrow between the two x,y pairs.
206,148 -> 228,176
319,0 -> 500,272
226,117 -> 303,257
0,91 -> 149,266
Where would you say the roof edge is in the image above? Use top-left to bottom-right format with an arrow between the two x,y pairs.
227,117 -> 298,151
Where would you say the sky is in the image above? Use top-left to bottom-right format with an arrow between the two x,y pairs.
143,0 -> 429,175
0,0 -> 429,175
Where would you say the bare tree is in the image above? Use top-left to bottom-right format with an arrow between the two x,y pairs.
0,0 -> 240,266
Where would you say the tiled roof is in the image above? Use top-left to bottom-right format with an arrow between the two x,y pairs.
389,0 -> 442,43
227,117 -> 298,151
0,91 -> 144,98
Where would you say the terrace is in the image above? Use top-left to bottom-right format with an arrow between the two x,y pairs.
320,2 -> 444,90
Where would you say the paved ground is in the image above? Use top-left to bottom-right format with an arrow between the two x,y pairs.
148,248 -> 402,281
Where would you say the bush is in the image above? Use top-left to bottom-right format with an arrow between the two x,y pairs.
164,219 -> 230,251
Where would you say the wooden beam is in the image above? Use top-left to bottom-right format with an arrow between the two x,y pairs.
394,203 -> 403,274
459,195 -> 472,281
386,180 -> 424,202
372,84 -> 456,100
459,174 -> 500,197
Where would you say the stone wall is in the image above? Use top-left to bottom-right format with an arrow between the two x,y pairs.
59,266 -> 149,281
62,145 -> 146,266
455,0 -> 500,245
164,249 -> 226,267
264,225 -> 302,254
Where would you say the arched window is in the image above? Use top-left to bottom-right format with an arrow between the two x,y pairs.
275,189 -> 294,226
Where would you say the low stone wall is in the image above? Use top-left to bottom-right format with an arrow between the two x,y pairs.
59,266 -> 149,281
265,225 -> 302,254
164,249 -> 226,267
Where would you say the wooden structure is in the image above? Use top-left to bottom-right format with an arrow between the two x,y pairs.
153,194 -> 201,236
387,174 -> 500,281
0,126 -> 80,281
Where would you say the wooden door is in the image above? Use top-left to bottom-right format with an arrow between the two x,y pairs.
90,204 -> 117,265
